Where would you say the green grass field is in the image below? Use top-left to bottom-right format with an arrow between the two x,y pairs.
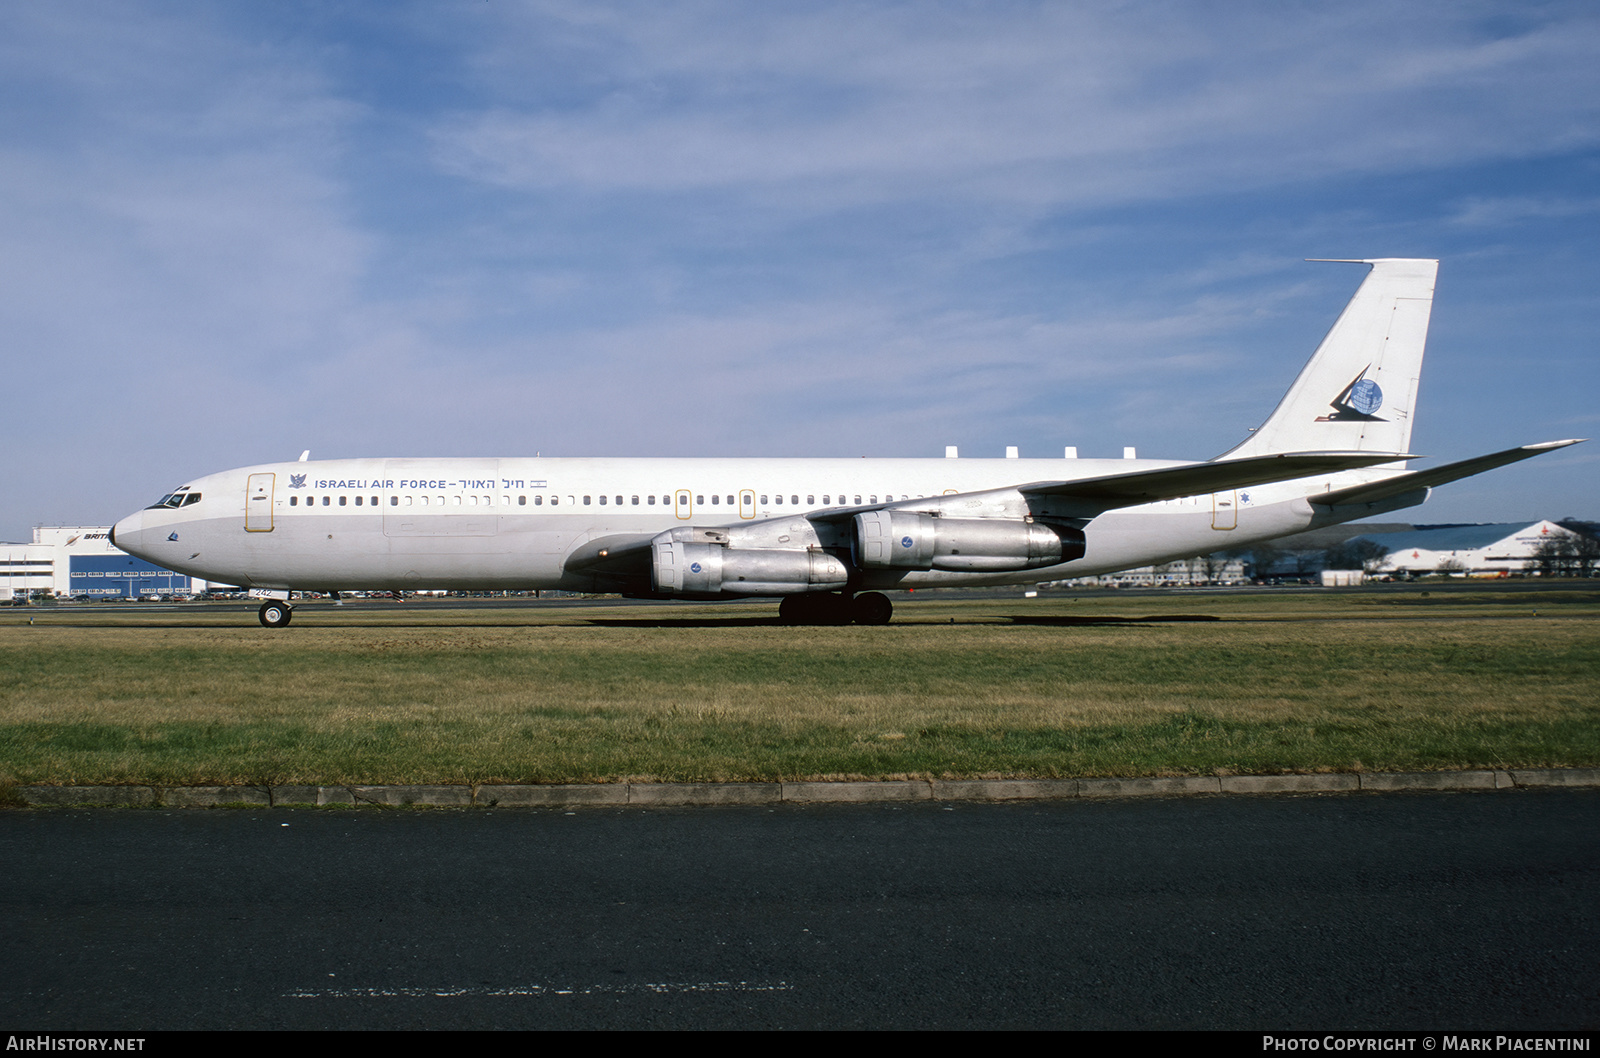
2,584 -> 1597,787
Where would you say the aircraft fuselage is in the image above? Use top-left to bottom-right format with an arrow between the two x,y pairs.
109,454 -> 1359,595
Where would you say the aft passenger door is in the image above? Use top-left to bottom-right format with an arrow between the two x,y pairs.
246,473 -> 275,532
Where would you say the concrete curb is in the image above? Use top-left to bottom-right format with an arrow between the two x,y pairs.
9,769 -> 1600,808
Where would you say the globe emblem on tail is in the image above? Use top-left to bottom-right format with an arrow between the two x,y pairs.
1346,378 -> 1383,416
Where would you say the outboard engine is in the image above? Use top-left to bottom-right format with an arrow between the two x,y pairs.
853,511 -> 1084,572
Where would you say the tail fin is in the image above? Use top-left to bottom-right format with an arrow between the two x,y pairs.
1220,258 -> 1437,460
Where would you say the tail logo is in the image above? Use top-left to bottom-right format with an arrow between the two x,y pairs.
1317,367 -> 1385,421
1345,378 -> 1384,416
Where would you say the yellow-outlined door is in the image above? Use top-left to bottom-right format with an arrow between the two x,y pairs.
1212,490 -> 1237,530
675,490 -> 692,520
246,473 -> 275,532
739,490 -> 755,519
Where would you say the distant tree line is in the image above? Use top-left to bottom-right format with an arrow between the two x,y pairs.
1525,520 -> 1600,577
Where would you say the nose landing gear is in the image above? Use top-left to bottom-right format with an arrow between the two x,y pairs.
258,600 -> 293,628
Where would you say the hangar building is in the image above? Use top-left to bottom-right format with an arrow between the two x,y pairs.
1355,520 -> 1583,577
0,526 -> 194,600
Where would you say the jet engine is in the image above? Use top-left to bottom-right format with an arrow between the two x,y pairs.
651,538 -> 849,595
852,511 -> 1085,572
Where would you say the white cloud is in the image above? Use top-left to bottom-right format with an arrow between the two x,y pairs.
436,1 -> 1600,209
1447,195 -> 1600,227
1,1 -> 1596,534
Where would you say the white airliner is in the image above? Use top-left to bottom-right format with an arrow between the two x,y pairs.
111,258 -> 1581,627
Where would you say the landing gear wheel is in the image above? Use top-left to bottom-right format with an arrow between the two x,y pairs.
779,593 -> 854,626
851,591 -> 893,626
258,601 -> 293,628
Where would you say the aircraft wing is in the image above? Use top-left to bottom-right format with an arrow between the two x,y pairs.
1308,439 -> 1586,508
561,532 -> 659,577
1016,451 -> 1413,506
799,450 -> 1417,525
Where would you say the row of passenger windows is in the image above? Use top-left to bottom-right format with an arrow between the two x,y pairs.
288,492 -> 915,509
582,494 -> 907,506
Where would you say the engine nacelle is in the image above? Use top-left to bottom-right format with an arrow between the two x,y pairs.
652,539 -> 849,595
853,512 -> 1085,572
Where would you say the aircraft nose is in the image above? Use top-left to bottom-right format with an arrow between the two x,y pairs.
110,511 -> 145,558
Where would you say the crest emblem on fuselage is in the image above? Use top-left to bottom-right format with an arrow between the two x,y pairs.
289,474 -> 307,488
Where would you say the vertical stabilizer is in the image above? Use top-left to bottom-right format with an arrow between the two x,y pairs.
1220,258 -> 1437,460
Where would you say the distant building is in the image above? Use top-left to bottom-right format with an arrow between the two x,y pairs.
1051,555 -> 1250,588
1355,520 -> 1583,577
1040,519 -> 1588,589
0,526 -> 194,600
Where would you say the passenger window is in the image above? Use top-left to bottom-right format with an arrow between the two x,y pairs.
648,495 -> 656,505
599,495 -> 607,505
853,495 -> 861,504
615,496 -> 622,506
355,496 -> 362,506
290,496 -> 298,506
709,495 -> 717,505
323,496 -> 331,506
696,495 -> 704,504
791,495 -> 798,505
775,495 -> 783,504
584,496 -> 591,505
726,495 -> 734,505
518,496 -> 526,506
760,495 -> 768,504
823,495 -> 830,504
535,495 -> 543,505
807,495 -> 814,505
631,495 -> 639,505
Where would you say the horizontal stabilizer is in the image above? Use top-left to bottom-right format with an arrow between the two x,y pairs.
1020,451 -> 1412,507
1310,440 -> 1586,508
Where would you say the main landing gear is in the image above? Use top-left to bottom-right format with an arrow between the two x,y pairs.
258,600 -> 293,628
779,591 -> 893,626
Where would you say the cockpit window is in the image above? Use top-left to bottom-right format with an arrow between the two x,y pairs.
146,487 -> 194,510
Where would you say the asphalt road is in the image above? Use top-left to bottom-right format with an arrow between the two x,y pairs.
3,790 -> 1596,1030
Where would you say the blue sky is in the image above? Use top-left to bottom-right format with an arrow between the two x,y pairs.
3,0 -> 1597,540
